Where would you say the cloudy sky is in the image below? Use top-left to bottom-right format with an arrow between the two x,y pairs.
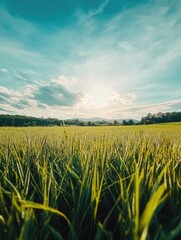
0,0 -> 181,119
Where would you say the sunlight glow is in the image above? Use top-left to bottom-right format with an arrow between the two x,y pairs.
90,85 -> 112,106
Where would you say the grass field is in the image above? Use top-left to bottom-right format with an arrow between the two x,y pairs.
152,122 -> 181,126
0,125 -> 181,240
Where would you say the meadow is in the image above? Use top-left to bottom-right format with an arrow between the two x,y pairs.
0,125 -> 180,240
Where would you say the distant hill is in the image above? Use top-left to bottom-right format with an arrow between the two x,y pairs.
78,117 -> 139,124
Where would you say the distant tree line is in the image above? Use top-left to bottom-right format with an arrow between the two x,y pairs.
0,115 -> 124,127
0,115 -> 61,127
1,111 -> 180,127
141,112 -> 181,124
0,115 -> 139,127
122,119 -> 135,125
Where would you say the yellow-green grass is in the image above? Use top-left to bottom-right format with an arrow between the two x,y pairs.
152,122 -> 181,126
0,125 -> 180,240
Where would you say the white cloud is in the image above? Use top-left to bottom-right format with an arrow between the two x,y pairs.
0,74 -> 85,114
0,86 -> 21,101
0,68 -> 8,73
33,78 -> 84,107
110,92 -> 136,105
52,75 -> 77,88
0,85 -> 37,109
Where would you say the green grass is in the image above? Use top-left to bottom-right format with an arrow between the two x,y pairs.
0,125 -> 181,240
152,122 -> 181,126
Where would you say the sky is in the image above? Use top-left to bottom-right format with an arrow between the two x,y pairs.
0,0 -> 181,120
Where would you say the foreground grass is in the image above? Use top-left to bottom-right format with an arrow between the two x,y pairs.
0,126 -> 181,240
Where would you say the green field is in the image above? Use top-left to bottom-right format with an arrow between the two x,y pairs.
0,126 -> 181,240
152,122 -> 181,126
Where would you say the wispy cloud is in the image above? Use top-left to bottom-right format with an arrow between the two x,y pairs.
108,99 -> 181,119
75,0 -> 109,20
0,68 -> 8,73
110,92 -> 136,105
52,75 -> 77,88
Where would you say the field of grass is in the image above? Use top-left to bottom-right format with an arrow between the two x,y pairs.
152,122 -> 181,126
0,125 -> 181,240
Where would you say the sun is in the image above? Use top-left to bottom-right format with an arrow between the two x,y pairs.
90,85 -> 111,106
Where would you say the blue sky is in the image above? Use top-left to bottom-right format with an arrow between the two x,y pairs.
0,0 -> 181,119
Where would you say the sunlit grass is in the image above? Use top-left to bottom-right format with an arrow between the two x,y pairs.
0,125 -> 181,239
